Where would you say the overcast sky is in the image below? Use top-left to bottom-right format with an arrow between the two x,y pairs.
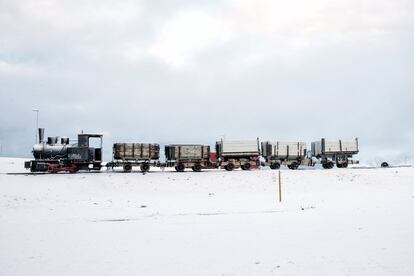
0,0 -> 413,164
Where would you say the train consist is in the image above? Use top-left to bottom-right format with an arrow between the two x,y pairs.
25,128 -> 359,173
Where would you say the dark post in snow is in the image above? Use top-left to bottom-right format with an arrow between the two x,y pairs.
278,170 -> 282,202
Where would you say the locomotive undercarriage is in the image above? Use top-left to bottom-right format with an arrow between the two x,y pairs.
25,160 -> 102,173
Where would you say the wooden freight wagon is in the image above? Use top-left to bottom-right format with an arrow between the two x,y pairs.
215,139 -> 260,171
165,144 -> 213,172
106,143 -> 160,172
311,138 -> 359,169
261,141 -> 311,170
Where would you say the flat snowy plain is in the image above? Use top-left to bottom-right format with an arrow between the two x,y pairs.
0,157 -> 413,276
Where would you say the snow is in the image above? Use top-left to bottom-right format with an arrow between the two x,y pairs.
0,157 -> 413,275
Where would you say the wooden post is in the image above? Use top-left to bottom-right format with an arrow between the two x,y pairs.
278,170 -> 282,202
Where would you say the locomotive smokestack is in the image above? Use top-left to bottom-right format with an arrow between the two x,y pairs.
38,128 -> 44,144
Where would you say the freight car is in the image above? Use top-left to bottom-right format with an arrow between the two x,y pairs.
216,139 -> 260,171
106,143 -> 160,172
261,141 -> 312,170
24,128 -> 102,173
311,138 -> 359,169
165,144 -> 215,172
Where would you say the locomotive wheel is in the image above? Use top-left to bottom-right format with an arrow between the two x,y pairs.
176,163 -> 185,172
69,165 -> 79,173
342,162 -> 348,168
123,164 -> 132,172
225,163 -> 235,171
270,163 -> 280,170
193,163 -> 202,172
322,163 -> 328,169
328,162 -> 334,169
140,163 -> 150,172
337,163 -> 343,168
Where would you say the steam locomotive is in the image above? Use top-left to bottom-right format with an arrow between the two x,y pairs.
25,128 -> 102,173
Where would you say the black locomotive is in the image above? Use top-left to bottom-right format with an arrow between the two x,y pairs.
25,128 -> 102,173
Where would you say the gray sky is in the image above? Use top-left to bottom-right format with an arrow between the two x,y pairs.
1,0 -> 413,164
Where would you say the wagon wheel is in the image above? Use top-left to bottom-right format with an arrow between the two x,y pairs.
225,163 -> 235,171
176,163 -> 185,172
289,162 -> 299,170
123,163 -> 132,172
270,163 -> 279,170
242,163 -> 251,170
140,163 -> 150,172
193,163 -> 202,172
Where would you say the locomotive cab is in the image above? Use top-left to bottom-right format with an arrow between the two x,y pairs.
75,134 -> 103,162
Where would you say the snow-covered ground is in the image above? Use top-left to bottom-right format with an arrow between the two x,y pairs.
0,158 -> 413,276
